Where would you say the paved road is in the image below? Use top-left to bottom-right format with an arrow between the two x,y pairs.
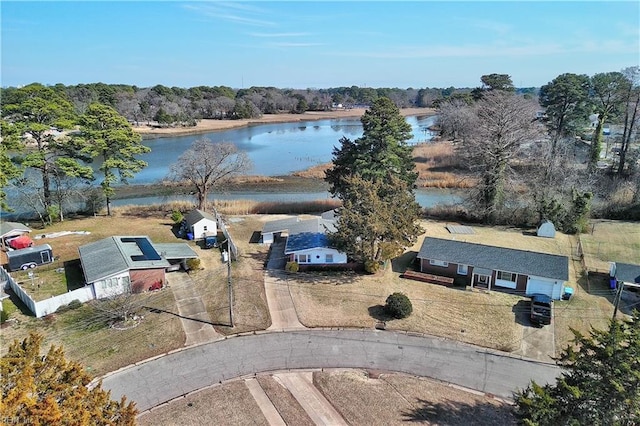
102,329 -> 560,413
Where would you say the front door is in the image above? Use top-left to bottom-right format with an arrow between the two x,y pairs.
41,251 -> 51,264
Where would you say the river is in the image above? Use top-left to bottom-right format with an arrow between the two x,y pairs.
4,114 -> 462,219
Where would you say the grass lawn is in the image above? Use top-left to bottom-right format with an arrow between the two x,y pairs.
314,370 -> 516,425
579,219 -> 640,273
138,370 -> 516,425
138,380 -> 269,426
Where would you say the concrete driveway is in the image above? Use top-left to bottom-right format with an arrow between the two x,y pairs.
166,272 -> 221,346
101,329 -> 560,413
511,300 -> 556,362
265,239 -> 304,330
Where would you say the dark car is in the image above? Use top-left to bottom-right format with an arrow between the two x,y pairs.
530,294 -> 553,326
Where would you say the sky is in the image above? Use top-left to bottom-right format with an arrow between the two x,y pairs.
1,1 -> 639,89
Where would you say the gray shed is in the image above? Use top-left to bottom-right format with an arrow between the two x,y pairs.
537,220 -> 556,238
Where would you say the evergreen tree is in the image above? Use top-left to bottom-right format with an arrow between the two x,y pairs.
0,333 -> 137,425
78,103 -> 150,215
515,312 -> 640,425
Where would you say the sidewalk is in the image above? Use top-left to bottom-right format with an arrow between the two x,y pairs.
274,372 -> 347,426
166,272 -> 221,346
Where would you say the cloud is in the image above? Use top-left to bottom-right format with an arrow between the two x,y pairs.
266,42 -> 325,48
336,39 -> 638,59
454,17 -> 513,36
183,3 -> 275,27
249,32 -> 311,38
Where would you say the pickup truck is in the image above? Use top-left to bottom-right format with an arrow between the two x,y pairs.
530,294 -> 553,326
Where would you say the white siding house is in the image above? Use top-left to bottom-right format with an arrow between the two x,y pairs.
185,209 -> 218,240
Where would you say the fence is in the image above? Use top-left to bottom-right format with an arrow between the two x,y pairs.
216,212 -> 238,261
1,266 -> 95,318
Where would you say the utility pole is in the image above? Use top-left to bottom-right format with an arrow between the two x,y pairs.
226,240 -> 233,328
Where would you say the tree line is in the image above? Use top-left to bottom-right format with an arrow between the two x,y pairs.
2,83 -> 448,129
437,69 -> 640,229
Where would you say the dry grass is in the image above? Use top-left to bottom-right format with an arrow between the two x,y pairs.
1,289 -> 184,377
256,375 -> 315,426
292,163 -> 330,179
137,370 -> 515,426
579,219 -> 640,273
190,215 -> 271,333
314,370 -> 516,425
138,380 -> 268,426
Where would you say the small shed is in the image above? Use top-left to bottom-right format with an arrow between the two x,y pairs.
184,209 -> 218,241
537,220 -> 556,238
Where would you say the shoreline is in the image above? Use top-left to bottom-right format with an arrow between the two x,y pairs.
133,107 -> 436,138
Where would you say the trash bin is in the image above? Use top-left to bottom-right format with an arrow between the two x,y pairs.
562,287 -> 574,300
186,232 -> 194,241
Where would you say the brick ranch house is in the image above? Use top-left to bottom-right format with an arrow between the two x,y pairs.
416,237 -> 569,300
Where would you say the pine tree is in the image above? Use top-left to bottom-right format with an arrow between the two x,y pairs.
515,312 -> 640,425
0,333 -> 137,425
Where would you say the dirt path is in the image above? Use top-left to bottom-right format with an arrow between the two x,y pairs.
273,372 -> 348,426
167,272 -> 221,346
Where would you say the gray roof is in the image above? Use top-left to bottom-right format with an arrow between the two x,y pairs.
153,243 -> 198,260
262,217 -> 301,235
185,209 -> 216,227
615,263 -> 640,284
79,236 -> 169,284
0,222 -> 31,237
417,237 -> 569,281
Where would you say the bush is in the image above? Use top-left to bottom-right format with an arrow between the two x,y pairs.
285,261 -> 299,273
1,309 -> 9,324
56,299 -> 83,313
186,258 -> 201,271
171,210 -> 184,224
364,260 -> 381,274
385,292 -> 413,319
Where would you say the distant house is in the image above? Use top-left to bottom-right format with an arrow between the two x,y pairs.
416,237 -> 569,299
262,214 -> 348,266
78,236 -> 197,298
184,209 -> 218,240
0,221 -> 31,250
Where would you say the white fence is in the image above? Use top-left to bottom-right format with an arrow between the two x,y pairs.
1,266 -> 95,318
216,212 -> 238,261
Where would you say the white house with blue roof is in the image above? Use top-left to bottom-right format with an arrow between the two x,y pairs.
284,218 -> 347,265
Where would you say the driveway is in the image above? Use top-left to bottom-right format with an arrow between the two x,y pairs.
511,300 -> 555,362
166,272 -> 221,346
265,239 -> 304,330
101,329 -> 560,413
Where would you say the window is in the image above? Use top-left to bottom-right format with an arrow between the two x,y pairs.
203,225 -> 208,231
497,271 -> 515,282
297,254 -> 309,263
325,254 -> 334,263
457,264 -> 468,275
429,259 -> 449,267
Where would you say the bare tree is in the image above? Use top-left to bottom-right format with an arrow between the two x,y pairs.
459,92 -> 541,222
169,138 -> 251,211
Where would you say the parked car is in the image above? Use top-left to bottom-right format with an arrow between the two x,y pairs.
530,294 -> 553,326
204,235 -> 218,249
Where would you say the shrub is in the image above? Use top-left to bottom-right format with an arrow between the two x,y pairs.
364,260 -> 381,274
285,261 -> 299,273
171,210 -> 184,224
186,258 -> 201,271
1,310 -> 9,324
385,292 -> 413,319
56,299 -> 83,313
